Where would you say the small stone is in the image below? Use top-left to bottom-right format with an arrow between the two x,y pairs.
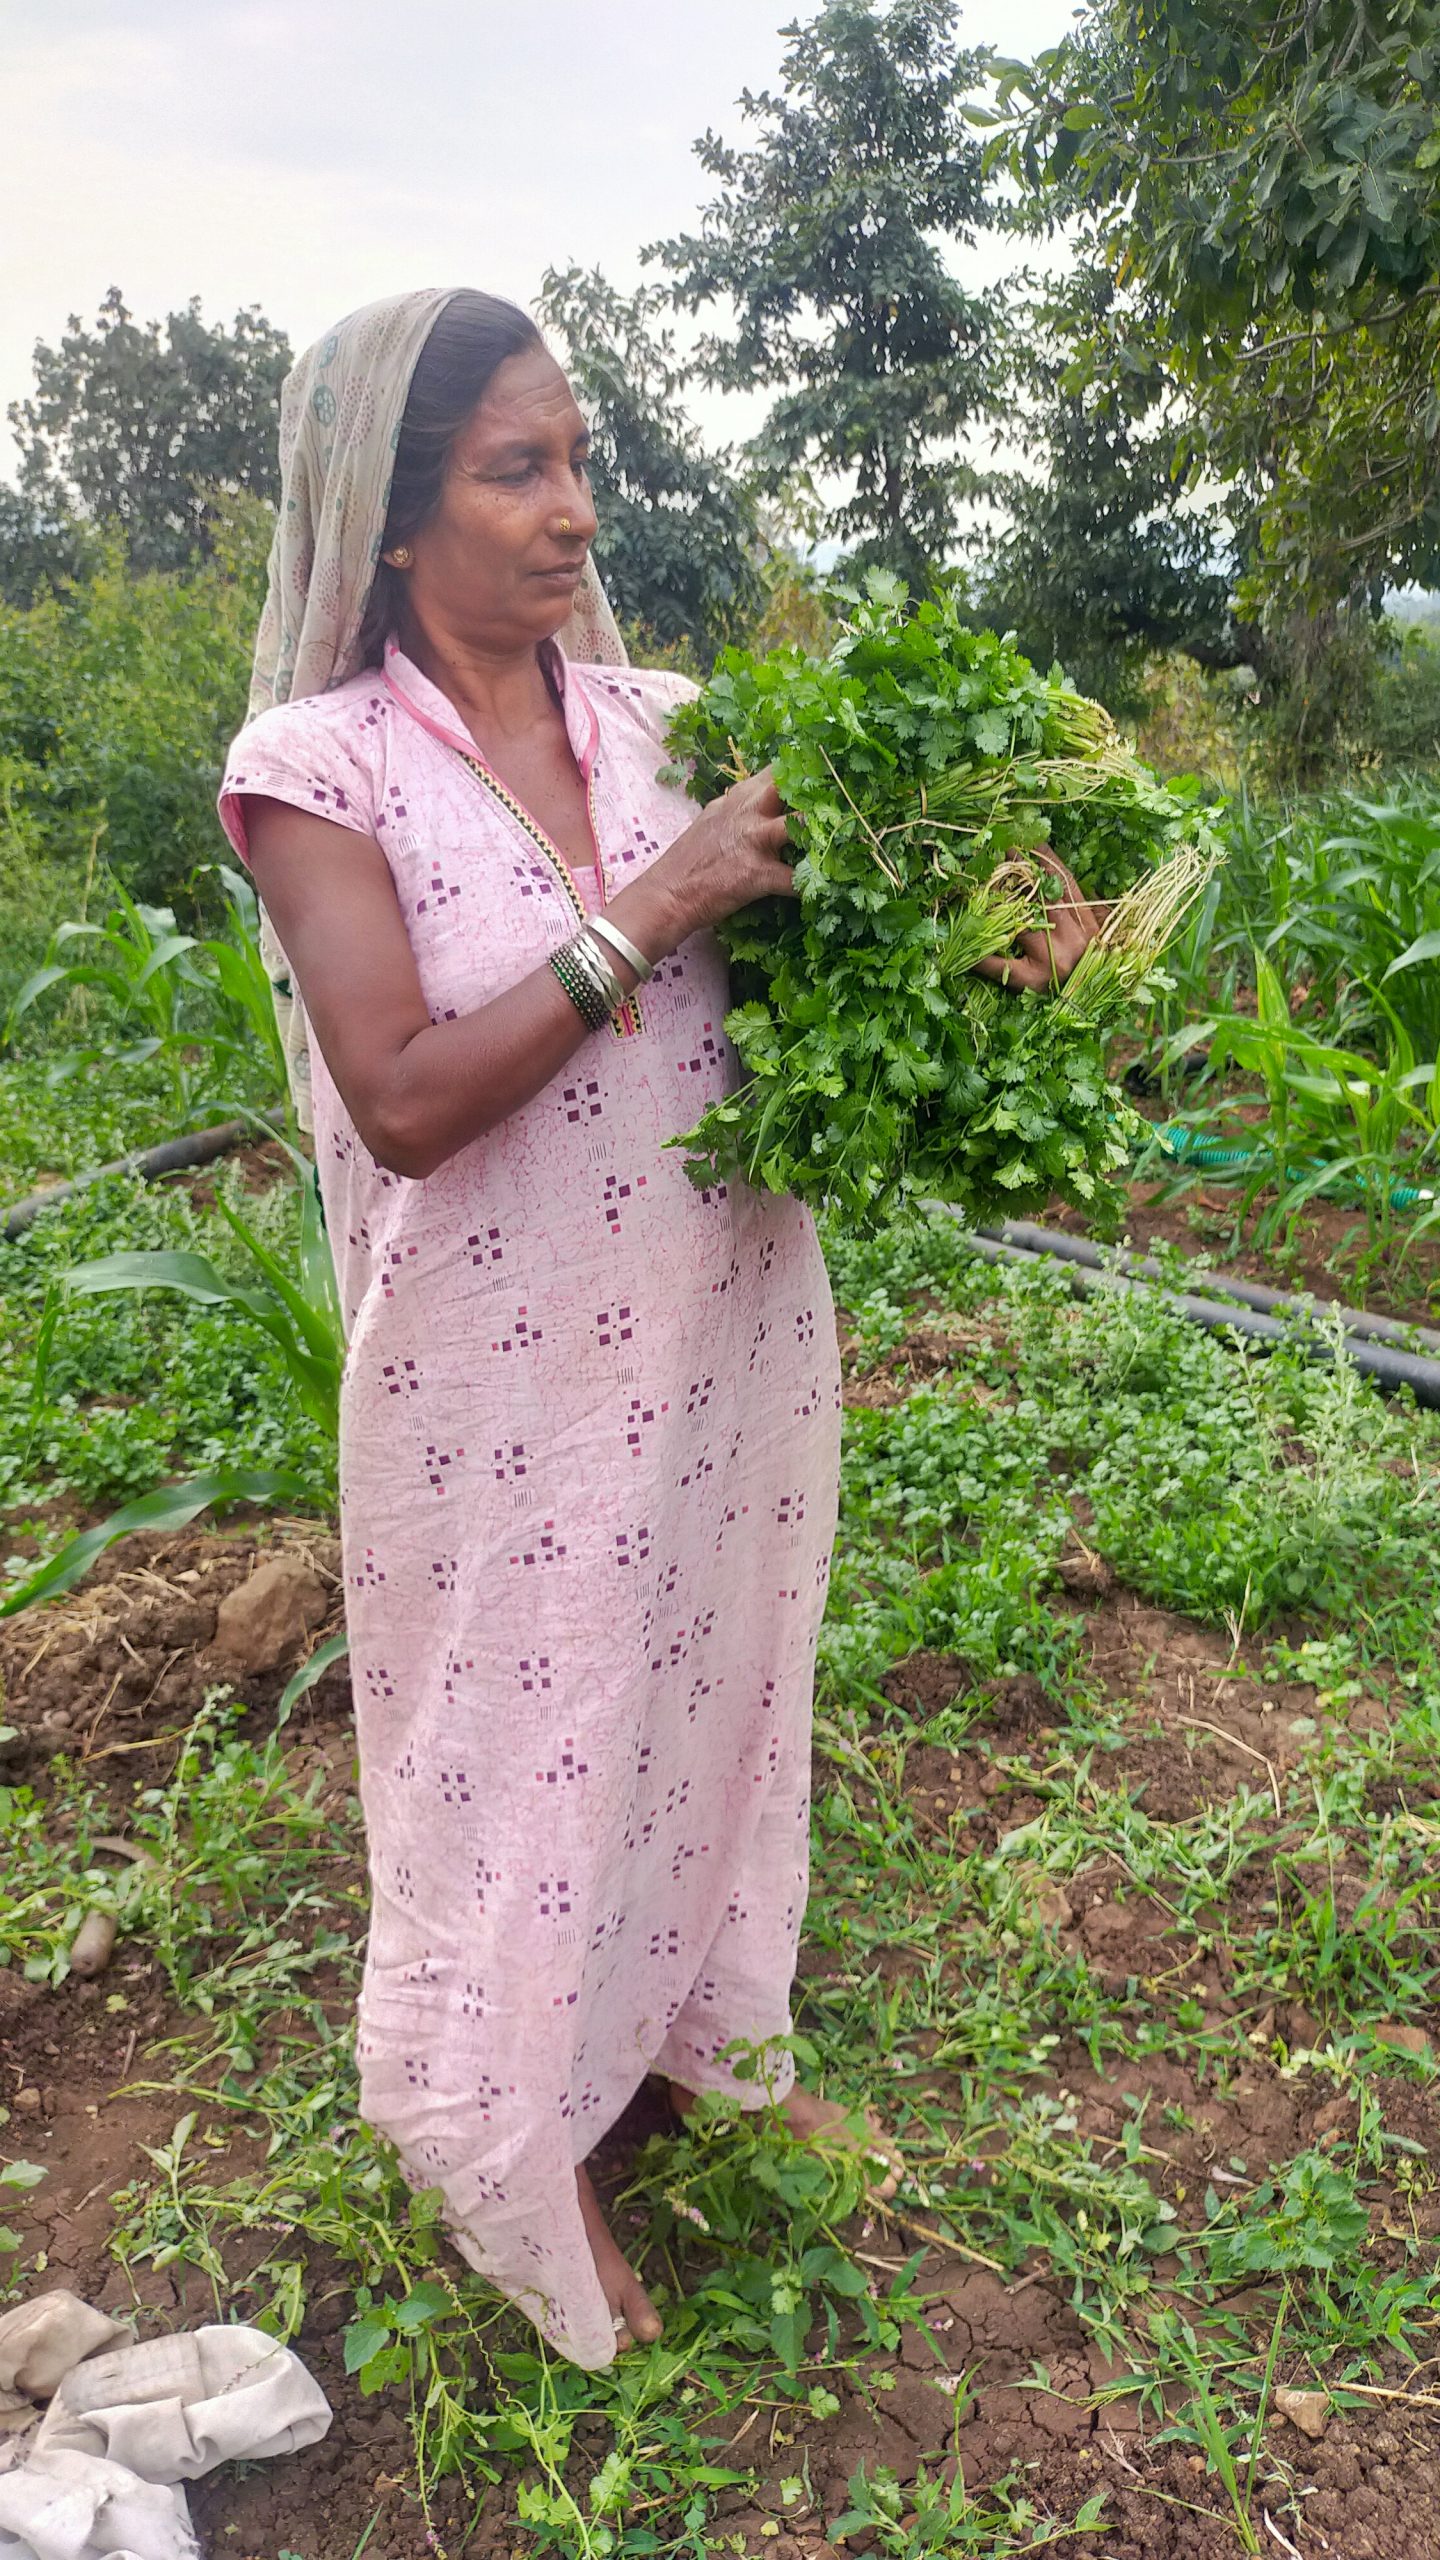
1275,2388 -> 1329,2441
213,1558 -> 329,1675
13,2088 -> 41,2114
69,1911 -> 117,1978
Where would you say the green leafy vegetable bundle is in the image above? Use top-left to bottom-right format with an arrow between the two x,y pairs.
665,582 -> 1221,1229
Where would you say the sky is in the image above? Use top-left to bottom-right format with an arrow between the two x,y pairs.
2,0 -> 1081,479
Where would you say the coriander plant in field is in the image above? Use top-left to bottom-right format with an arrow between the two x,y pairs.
666,580 -> 1220,1228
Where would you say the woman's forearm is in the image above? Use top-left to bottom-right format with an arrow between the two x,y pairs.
246,768 -> 793,1180
365,868 -> 687,1178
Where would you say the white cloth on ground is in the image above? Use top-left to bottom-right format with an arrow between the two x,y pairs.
0,2294 -> 330,2560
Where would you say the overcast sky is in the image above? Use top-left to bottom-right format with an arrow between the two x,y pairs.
3,0 -> 1080,479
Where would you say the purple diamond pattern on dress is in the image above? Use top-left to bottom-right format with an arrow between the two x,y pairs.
381,1244 -> 418,1299
439,1766 -> 473,1805
415,863 -> 461,915
492,1440 -> 528,1484
596,1303 -> 634,1349
382,1358 -> 420,1395
491,1307 -> 543,1353
509,1520 -> 567,1567
424,1443 -> 465,1495
517,1653 -> 553,1693
467,1226 -> 505,1267
677,1023 -> 722,1078
537,1875 -> 573,1918
562,1078 -> 604,1124
613,1524 -> 652,1568
535,1738 -> 589,1786
601,1171 -> 647,1236
625,1394 -> 669,1455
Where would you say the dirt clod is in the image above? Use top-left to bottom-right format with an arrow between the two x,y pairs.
1275,2386 -> 1330,2439
213,1556 -> 330,1673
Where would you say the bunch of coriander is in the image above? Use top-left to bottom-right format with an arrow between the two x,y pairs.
664,581 -> 1220,1230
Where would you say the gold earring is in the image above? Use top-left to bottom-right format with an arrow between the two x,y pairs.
388,545 -> 412,568
558,518 -> 572,535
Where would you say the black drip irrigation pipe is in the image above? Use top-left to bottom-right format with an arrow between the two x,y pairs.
979,1219 -> 1440,1359
1,1120 -> 253,1240
963,1220 -> 1440,1410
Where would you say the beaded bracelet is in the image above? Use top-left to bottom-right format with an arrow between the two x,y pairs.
550,942 -> 609,1031
550,928 -> 624,1031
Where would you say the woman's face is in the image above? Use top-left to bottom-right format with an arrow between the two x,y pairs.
397,344 -> 599,655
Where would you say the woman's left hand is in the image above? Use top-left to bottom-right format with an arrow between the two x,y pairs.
973,847 -> 1103,993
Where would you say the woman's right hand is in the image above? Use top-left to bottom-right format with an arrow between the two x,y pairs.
613,768 -> 798,956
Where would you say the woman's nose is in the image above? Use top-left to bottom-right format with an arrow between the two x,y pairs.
557,484 -> 598,543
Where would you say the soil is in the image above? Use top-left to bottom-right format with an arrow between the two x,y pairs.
3,1519 -> 1438,2558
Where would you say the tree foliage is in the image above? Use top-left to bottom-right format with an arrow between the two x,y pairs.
998,0 -> 1440,613
976,272 -> 1233,715
652,0 -> 997,589
0,496 -> 269,922
8,287 -> 290,576
536,266 -> 762,664
0,485 -> 102,611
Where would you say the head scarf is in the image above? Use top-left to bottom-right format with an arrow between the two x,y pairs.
246,287 -> 628,1128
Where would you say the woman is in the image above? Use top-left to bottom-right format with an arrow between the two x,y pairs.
220,289 -> 1098,2369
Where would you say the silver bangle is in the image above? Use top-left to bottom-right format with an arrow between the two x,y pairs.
587,912 -> 654,984
571,927 -> 627,1014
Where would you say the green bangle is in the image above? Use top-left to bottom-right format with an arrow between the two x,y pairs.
551,944 -> 610,1031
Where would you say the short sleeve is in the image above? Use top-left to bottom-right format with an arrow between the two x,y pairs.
218,697 -> 377,865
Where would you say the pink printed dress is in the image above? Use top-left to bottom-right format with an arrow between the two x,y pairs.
219,640 -> 840,2367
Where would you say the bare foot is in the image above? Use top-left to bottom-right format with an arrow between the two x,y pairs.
576,2165 -> 663,2353
668,2078 -> 902,2202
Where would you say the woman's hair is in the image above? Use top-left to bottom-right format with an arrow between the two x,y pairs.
357,289 -> 545,665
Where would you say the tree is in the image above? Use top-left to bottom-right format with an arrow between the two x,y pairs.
975,271 -> 1234,715
537,267 -> 763,663
651,0 -> 999,591
0,482 -> 102,609
997,1 -> 1440,618
8,287 -> 290,575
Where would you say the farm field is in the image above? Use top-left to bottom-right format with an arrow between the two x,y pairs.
2,962 -> 1440,2556
6,9 -> 1440,2552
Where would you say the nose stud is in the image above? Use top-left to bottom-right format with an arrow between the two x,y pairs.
558,517 -> 572,535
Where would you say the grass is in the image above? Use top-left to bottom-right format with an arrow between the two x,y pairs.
0,1081 -> 332,1550
1132,779 -> 1440,1279
3,1197 -> 1439,2554
1,784 -> 1438,2549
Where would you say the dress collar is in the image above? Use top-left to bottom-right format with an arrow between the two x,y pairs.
381,634 -> 601,781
